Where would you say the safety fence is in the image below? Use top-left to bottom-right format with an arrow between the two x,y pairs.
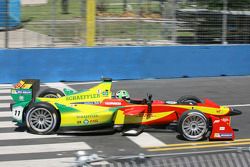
0,0 -> 250,48
75,148 -> 250,167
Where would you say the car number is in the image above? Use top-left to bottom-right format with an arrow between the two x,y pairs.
12,106 -> 24,121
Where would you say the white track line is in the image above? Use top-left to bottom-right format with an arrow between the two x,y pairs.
0,103 -> 10,108
0,142 -> 91,155
126,132 -> 166,148
0,157 -> 75,167
0,89 -> 10,93
0,132 -> 72,141
0,121 -> 16,128
0,84 -> 12,87
0,95 -> 12,100
0,111 -> 11,117
0,158 -> 109,167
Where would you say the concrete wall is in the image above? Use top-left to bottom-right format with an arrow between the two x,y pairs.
0,45 -> 250,83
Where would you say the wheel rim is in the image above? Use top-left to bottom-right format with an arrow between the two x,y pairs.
182,100 -> 197,105
182,99 -> 197,105
28,108 -> 54,133
43,94 -> 59,98
182,114 -> 207,140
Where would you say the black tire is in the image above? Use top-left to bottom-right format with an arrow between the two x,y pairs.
25,102 -> 60,135
177,95 -> 202,105
38,88 -> 65,98
178,110 -> 209,141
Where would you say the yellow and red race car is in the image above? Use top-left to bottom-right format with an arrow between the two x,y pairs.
10,79 -> 241,141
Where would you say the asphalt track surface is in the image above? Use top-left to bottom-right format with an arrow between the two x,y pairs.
0,76 -> 250,166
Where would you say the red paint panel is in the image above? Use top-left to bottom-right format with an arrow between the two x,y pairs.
141,112 -> 178,125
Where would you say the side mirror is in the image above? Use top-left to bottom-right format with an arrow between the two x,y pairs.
147,93 -> 153,103
147,93 -> 153,113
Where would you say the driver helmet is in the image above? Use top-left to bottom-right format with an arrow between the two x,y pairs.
115,90 -> 130,100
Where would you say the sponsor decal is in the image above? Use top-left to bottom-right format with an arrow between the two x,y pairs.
220,133 -> 233,137
104,102 -> 122,105
213,120 -> 220,123
12,89 -> 32,94
76,115 -> 98,119
19,96 -> 24,101
84,101 -> 100,104
14,81 -> 24,88
71,101 -> 100,105
66,94 -> 100,101
214,133 -> 232,138
221,117 -> 230,122
219,127 -> 225,131
214,133 -> 220,138
83,119 -> 89,125
137,113 -> 156,118
90,119 -> 98,123
97,89 -> 102,94
102,91 -> 109,96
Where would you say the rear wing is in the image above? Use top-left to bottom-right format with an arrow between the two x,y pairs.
61,78 -> 113,104
89,78 -> 112,92
11,78 -> 112,104
11,79 -> 40,103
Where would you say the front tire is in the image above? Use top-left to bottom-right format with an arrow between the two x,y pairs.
177,95 -> 202,105
38,88 -> 65,98
25,102 -> 60,135
178,110 -> 209,141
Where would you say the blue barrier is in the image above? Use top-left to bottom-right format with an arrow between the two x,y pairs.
0,45 -> 250,83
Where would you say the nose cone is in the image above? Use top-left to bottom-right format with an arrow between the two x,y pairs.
228,108 -> 242,116
217,106 -> 231,115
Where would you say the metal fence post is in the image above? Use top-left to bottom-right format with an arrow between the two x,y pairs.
50,0 -> 56,47
123,0 -> 128,12
162,0 -> 169,40
81,0 -> 86,46
136,0 -> 144,45
5,0 -> 9,48
170,0 -> 177,43
222,0 -> 228,44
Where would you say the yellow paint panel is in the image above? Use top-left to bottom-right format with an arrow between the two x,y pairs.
60,105 -> 113,126
176,105 -> 230,116
39,81 -> 112,108
22,84 -> 32,89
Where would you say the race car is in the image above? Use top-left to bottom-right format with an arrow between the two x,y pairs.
10,79 -> 241,141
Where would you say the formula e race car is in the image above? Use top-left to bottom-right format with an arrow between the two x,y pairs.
10,79 -> 241,141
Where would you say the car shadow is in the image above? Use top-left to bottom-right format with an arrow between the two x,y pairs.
14,126 -> 26,132
57,129 -> 116,136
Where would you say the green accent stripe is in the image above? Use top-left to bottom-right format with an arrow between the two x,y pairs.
55,103 -> 79,113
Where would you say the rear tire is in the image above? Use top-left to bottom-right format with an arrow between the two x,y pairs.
38,88 -> 65,98
26,102 -> 60,135
178,110 -> 209,141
